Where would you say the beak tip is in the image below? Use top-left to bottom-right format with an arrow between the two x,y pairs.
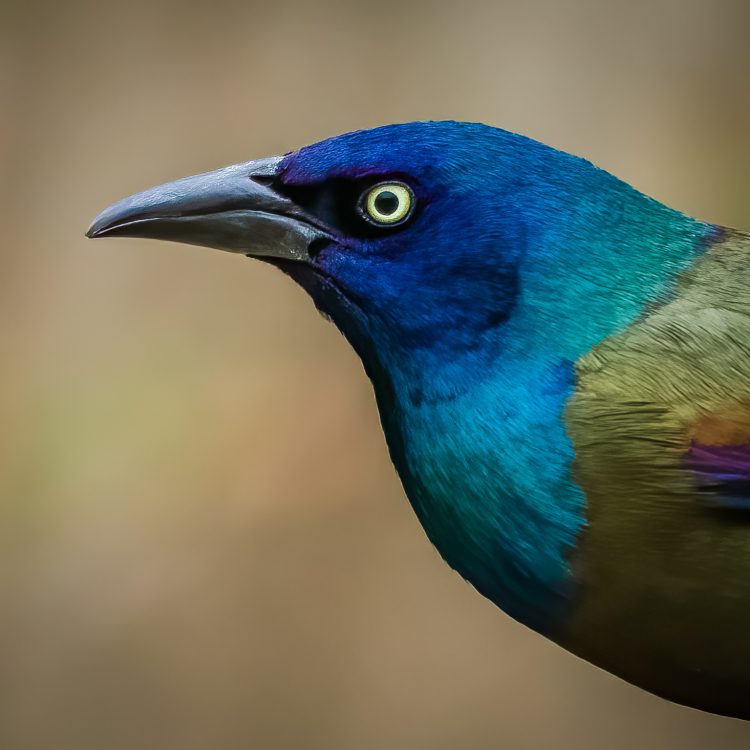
86,210 -> 119,239
85,210 -> 108,239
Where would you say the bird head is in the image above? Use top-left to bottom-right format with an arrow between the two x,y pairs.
87,121 -> 707,404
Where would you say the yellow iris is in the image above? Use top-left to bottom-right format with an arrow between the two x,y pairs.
363,183 -> 413,225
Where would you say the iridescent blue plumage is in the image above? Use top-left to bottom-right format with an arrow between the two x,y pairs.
276,122 -> 712,630
89,120 -> 750,719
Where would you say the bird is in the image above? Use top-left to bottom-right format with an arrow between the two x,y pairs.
87,120 -> 750,721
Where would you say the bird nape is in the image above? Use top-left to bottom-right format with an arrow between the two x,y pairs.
88,121 -> 750,721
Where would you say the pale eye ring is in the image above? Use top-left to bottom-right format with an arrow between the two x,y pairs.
361,182 -> 414,226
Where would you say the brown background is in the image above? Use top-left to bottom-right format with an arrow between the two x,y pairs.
3,0 -> 750,747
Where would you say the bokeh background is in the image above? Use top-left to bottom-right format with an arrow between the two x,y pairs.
3,0 -> 750,747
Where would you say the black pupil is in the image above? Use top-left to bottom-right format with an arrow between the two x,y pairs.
374,190 -> 400,216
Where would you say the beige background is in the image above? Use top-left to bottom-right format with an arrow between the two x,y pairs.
3,0 -> 750,747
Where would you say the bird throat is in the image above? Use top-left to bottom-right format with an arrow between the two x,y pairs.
374,353 -> 587,633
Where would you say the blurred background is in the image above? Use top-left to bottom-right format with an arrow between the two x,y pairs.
2,0 -> 750,747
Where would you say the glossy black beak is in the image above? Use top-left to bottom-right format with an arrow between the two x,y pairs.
86,156 -> 329,262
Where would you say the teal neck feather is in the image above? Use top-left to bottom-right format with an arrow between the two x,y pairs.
283,123 -> 717,630
365,194 -> 713,632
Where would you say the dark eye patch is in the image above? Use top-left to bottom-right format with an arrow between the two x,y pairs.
264,175 -> 417,238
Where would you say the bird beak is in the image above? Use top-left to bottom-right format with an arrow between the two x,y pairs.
86,156 -> 329,262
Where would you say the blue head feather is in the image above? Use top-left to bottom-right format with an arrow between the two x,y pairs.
274,121 -> 714,630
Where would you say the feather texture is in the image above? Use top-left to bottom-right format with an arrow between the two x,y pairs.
93,121 -> 750,720
566,231 -> 750,718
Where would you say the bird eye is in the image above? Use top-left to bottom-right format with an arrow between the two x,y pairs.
361,182 -> 414,226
